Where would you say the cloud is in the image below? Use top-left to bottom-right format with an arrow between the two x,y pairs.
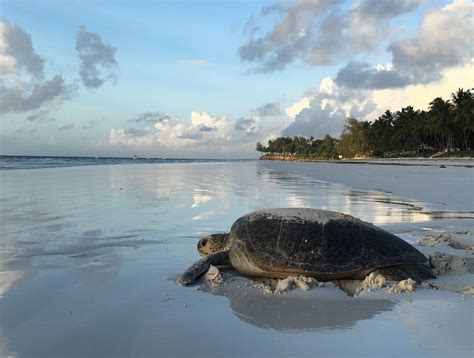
0,20 -> 74,115
283,77 -> 376,138
0,19 -> 44,77
109,111 -> 280,158
335,0 -> 473,89
239,0 -> 342,72
335,62 -> 410,89
76,26 -> 118,88
239,0 -> 423,72
26,109 -> 56,122
82,119 -> 101,130
234,117 -> 259,132
284,60 -> 473,138
349,0 -> 423,52
15,126 -> 37,134
252,102 -> 281,117
286,97 -> 310,118
128,112 -> 171,126
371,62 -> 474,113
388,0 -> 473,84
283,100 -> 347,138
0,75 -> 73,114
352,0 -> 423,19
178,121 -> 217,140
58,123 -> 74,131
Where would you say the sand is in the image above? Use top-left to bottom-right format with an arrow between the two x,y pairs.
0,160 -> 473,357
419,232 -> 474,251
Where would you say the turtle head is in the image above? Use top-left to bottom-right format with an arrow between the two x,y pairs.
197,233 -> 229,256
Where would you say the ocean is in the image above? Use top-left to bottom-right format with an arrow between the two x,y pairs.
0,155 -> 250,170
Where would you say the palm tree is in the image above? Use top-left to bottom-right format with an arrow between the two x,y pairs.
429,97 -> 454,151
394,106 -> 420,151
451,88 -> 474,150
372,110 -> 396,153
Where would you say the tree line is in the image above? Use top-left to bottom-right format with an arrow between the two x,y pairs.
256,88 -> 473,159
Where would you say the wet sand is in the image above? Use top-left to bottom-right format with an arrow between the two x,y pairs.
0,161 -> 472,357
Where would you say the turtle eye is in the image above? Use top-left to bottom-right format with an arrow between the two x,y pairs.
199,239 -> 207,248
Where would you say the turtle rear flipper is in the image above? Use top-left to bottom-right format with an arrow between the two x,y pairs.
178,251 -> 229,286
380,263 -> 435,284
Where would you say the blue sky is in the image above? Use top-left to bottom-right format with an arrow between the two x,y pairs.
1,0 -> 471,158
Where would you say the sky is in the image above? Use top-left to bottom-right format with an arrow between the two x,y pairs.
0,0 -> 472,158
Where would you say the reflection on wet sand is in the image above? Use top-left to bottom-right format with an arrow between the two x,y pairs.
345,190 -> 474,222
75,253 -> 122,288
0,260 -> 33,299
0,162 -> 472,357
256,167 -> 474,224
1,162 -> 471,298
210,281 -> 396,333
1,162 -> 471,302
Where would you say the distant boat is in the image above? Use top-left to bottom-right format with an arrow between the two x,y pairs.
161,155 -> 166,160
132,154 -> 139,160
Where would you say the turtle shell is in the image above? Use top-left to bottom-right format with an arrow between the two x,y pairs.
228,208 -> 427,276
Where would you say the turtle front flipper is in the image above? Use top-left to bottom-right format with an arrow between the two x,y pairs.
177,251 -> 229,286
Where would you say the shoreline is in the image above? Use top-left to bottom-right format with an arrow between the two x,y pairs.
260,155 -> 474,167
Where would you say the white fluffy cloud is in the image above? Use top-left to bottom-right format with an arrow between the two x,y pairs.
284,62 -> 473,138
283,77 -> 376,138
371,62 -> 474,112
109,111 -> 282,158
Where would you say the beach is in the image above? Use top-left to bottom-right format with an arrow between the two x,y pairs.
0,160 -> 473,357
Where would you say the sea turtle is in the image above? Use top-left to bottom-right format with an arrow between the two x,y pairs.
178,208 -> 434,286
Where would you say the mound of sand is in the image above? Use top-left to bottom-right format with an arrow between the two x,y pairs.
424,252 -> 474,295
205,265 -> 223,286
362,272 -> 386,290
336,272 -> 421,296
419,234 -> 451,247
387,278 -> 417,294
428,252 -> 474,276
203,267 -> 325,295
419,233 -> 473,251
251,275 -> 321,295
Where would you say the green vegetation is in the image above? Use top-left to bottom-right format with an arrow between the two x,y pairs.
256,135 -> 338,159
256,88 -> 474,159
